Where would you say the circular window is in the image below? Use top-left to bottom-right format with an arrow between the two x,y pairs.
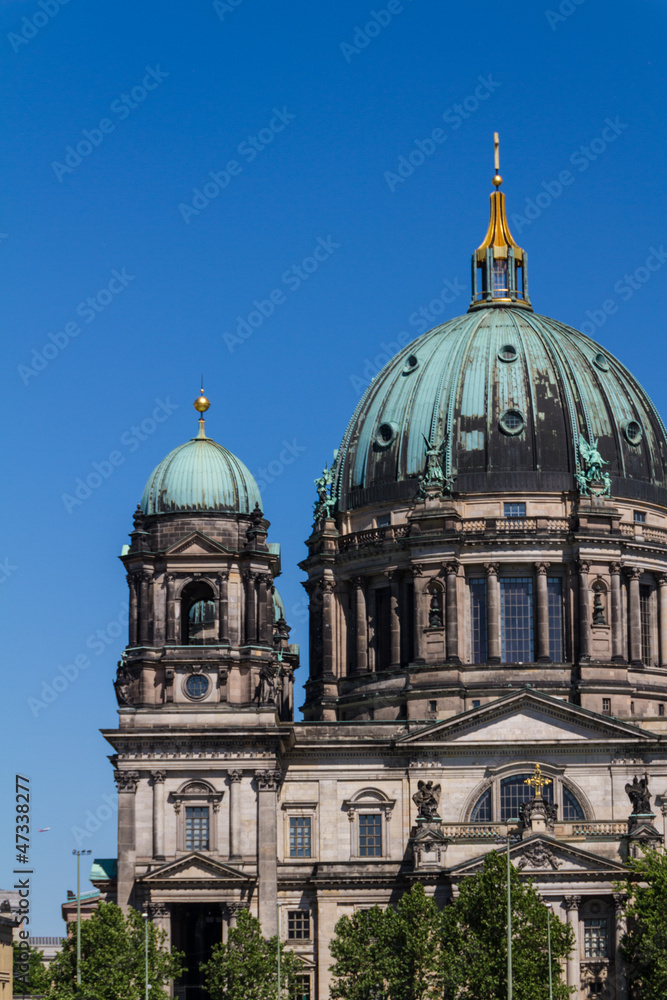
403,354 -> 419,374
593,353 -> 609,372
375,421 -> 399,448
623,419 -> 643,446
498,344 -> 517,363
185,674 -> 209,699
499,409 -> 525,436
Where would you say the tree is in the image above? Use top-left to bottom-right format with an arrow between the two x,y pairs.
620,847 -> 667,1000
441,851 -> 573,1000
201,907 -> 304,1000
13,940 -> 52,995
44,900 -> 183,1000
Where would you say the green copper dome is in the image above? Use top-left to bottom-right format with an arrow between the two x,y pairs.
141,427 -> 262,516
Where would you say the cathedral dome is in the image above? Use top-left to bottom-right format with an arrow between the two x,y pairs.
334,307 -> 667,510
140,423 -> 262,516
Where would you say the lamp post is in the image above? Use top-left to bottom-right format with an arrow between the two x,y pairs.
142,909 -> 149,1000
72,849 -> 91,988
496,822 -> 520,1000
546,902 -> 554,1000
276,900 -> 281,1000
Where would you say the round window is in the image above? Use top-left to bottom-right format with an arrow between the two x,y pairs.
499,409 -> 525,436
185,674 -> 209,699
623,419 -> 643,446
375,421 -> 399,448
593,353 -> 609,372
403,354 -> 419,374
498,344 -> 517,363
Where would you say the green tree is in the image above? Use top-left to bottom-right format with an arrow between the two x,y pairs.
201,907 -> 304,1000
330,904 -> 393,1000
441,851 -> 573,1000
13,940 -> 52,995
44,900 -> 183,1000
620,847 -> 667,1000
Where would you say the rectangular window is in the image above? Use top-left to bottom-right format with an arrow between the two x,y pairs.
504,502 -> 526,518
291,975 -> 311,1000
602,698 -> 611,716
470,578 -> 488,663
640,584 -> 652,666
289,817 -> 311,858
500,577 -> 534,663
634,510 -> 646,524
472,699 -> 480,709
375,587 -> 392,671
376,514 -> 391,527
359,814 -> 382,857
659,704 -> 665,717
584,918 -> 608,958
185,806 -> 209,851
547,577 -> 564,662
493,259 -> 508,296
287,910 -> 310,940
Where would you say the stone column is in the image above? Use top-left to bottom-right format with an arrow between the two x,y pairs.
257,574 -> 270,645
445,562 -> 460,663
228,770 -> 243,861
243,571 -> 256,645
150,903 -> 171,949
354,578 -> 368,673
659,576 -> 667,667
321,580 -> 335,677
138,573 -> 151,647
255,769 -> 280,936
485,563 -> 501,663
115,770 -> 140,912
217,571 -> 230,644
386,571 -> 401,667
127,574 -> 139,646
578,561 -> 591,662
536,562 -> 551,662
626,567 -> 642,666
151,770 -> 166,860
227,902 -> 248,929
613,893 -> 628,1000
411,565 -> 425,662
611,563 -> 625,662
368,588 -> 377,672
563,896 -> 581,992
164,574 -> 175,644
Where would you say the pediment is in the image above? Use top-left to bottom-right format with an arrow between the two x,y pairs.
398,691 -> 652,746
140,853 -> 254,884
450,835 -> 628,878
166,532 -> 230,556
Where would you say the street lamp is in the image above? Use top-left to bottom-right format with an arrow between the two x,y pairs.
545,902 -> 554,1000
72,849 -> 91,988
276,900 -> 281,1000
496,822 -> 520,1000
142,909 -> 149,1000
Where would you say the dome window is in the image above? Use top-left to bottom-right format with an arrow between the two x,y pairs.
593,353 -> 609,372
499,409 -> 525,436
185,674 -> 209,699
623,419 -> 643,446
498,344 -> 517,363
375,421 -> 399,448
402,355 -> 419,374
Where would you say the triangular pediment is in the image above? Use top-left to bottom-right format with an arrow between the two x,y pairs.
140,853 -> 254,884
449,835 -> 628,878
166,532 -> 231,556
398,691 -> 652,746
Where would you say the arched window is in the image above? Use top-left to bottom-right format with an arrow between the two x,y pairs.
469,773 -> 586,823
180,581 -> 217,645
471,787 -> 491,822
563,785 -> 585,821
500,773 -> 553,821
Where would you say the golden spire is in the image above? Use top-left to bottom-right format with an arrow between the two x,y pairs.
194,381 -> 210,439
492,131 -> 502,188
524,764 -> 551,798
475,132 -> 522,258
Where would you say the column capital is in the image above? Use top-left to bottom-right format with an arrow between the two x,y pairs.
150,770 -> 167,784
217,570 -> 230,583
659,575 -> 667,588
535,561 -> 551,575
319,579 -> 335,595
444,560 -> 460,576
228,769 -> 243,784
409,563 -> 424,578
484,562 -> 500,577
610,562 -> 622,576
613,892 -> 628,914
149,902 -> 170,918
625,566 -> 642,580
114,769 -> 140,793
383,569 -> 400,582
577,560 -> 590,575
563,895 -> 581,911
255,768 -> 282,791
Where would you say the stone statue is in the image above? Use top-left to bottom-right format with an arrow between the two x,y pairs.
519,798 -> 558,831
412,780 -> 441,820
313,464 -> 336,522
417,434 -> 455,500
592,591 -> 606,626
625,774 -> 652,815
256,663 -> 278,705
577,435 -> 611,497
428,593 -> 443,628
114,659 -> 133,707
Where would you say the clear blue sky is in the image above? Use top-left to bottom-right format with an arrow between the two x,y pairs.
2,0 -> 666,934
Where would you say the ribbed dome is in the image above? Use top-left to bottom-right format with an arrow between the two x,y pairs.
334,307 -> 667,510
141,433 -> 262,515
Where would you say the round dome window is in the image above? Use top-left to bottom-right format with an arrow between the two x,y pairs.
593,353 -> 609,372
185,674 -> 209,699
623,419 -> 643,446
499,409 -> 525,436
403,354 -> 419,374
375,421 -> 399,448
498,345 -> 517,363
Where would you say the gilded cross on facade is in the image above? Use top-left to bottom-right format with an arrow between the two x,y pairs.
525,763 -> 551,798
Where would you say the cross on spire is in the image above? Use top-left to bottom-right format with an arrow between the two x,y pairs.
524,763 -> 551,798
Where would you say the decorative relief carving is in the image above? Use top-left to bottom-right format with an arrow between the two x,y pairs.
150,771 -> 167,784
563,895 -> 581,911
228,770 -> 243,784
255,768 -> 282,791
517,843 -> 561,870
114,770 -> 140,793
535,562 -> 551,575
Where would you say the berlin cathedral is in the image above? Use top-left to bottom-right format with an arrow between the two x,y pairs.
93,151 -> 667,1000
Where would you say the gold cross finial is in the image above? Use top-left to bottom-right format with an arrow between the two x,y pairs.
525,763 -> 551,797
493,132 -> 502,188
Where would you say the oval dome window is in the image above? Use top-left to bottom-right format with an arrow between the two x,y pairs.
499,409 -> 525,436
403,355 -> 419,374
375,421 -> 399,448
185,674 -> 209,699
498,345 -> 517,363
593,353 -> 609,372
623,419 -> 643,446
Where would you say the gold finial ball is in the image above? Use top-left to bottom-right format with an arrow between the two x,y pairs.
194,390 -> 210,414
492,173 -> 503,188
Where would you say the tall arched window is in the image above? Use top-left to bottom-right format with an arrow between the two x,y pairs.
469,773 -> 586,823
181,581 -> 217,645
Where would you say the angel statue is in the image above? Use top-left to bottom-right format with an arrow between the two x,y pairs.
625,774 -> 652,815
412,780 -> 442,821
417,434 -> 454,499
313,464 -> 336,522
579,434 -> 609,484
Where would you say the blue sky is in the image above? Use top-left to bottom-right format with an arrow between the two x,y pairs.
1,0 -> 666,934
